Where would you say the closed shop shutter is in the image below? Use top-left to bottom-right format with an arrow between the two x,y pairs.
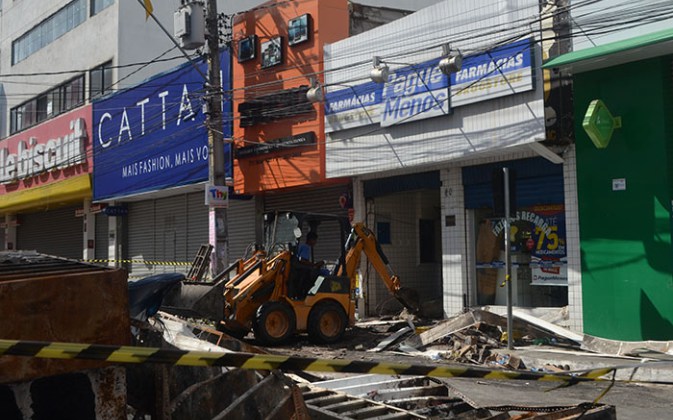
264,184 -> 351,263
186,192 -> 210,260
226,197 -> 258,261
127,200 -> 158,277
462,157 -> 564,209
127,193 -> 209,277
17,206 -> 82,259
95,213 -> 109,260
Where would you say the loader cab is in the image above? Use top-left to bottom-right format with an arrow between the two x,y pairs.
263,211 -> 351,299
263,210 -> 350,263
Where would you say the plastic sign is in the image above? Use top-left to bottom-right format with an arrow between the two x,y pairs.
205,184 -> 228,208
103,206 -> 129,216
582,99 -> 622,149
324,39 -> 533,133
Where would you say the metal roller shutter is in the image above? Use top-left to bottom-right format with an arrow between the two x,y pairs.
153,195 -> 188,265
127,194 -> 210,277
226,197 -> 258,261
17,206 -> 82,259
127,200 -> 157,277
462,157 -> 565,209
264,184 -> 351,263
95,213 -> 109,260
186,192 -> 210,260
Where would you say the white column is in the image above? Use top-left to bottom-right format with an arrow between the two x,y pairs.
82,199 -> 96,260
563,144 -> 584,333
107,203 -> 120,268
4,214 -> 17,250
440,167 -> 468,317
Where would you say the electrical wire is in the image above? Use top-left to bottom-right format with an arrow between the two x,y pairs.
2,1 -> 670,174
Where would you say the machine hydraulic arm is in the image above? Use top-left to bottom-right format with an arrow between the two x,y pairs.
339,223 -> 420,313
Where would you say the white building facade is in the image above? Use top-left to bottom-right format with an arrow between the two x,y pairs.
324,0 -> 583,328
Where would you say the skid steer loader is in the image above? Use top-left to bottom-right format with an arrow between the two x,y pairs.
161,211 -> 420,345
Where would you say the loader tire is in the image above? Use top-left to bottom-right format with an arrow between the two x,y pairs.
308,301 -> 347,344
253,301 -> 296,346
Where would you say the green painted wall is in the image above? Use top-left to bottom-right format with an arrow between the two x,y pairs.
575,57 -> 673,340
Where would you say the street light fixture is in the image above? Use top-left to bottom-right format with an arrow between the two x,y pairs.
370,56 -> 389,83
369,45 -> 463,84
438,44 -> 463,75
306,77 -> 324,103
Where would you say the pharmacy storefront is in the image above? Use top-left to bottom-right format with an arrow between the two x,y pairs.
324,0 -> 574,319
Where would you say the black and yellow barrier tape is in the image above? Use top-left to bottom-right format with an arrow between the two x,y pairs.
0,339 -> 613,383
82,259 -> 192,266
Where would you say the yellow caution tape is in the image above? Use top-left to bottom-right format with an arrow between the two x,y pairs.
0,339 -> 611,383
82,259 -> 192,266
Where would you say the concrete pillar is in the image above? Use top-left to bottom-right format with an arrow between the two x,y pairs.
4,214 -> 17,250
107,203 -> 122,268
440,167 -> 468,317
82,199 -> 96,260
563,144 -> 584,333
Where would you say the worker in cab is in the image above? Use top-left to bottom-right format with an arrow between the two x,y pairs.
297,231 -> 331,277
297,231 -> 318,263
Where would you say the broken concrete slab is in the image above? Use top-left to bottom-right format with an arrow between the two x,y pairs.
367,324 -> 413,352
582,334 -> 673,357
513,309 -> 583,344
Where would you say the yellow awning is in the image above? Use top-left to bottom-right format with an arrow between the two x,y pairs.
0,174 -> 91,214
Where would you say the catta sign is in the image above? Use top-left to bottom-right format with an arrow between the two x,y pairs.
0,118 -> 87,184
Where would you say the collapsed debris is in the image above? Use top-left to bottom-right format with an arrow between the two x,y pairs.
0,250 -> 618,418
361,309 -> 581,372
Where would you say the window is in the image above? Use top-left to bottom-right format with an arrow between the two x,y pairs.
10,75 -> 85,134
90,61 -> 113,98
12,0 -> 87,65
91,0 -> 114,16
260,37 -> 283,69
237,35 -> 257,62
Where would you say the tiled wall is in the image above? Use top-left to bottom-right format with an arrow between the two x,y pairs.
353,146 -> 583,329
441,167 -> 468,317
563,145 -> 584,332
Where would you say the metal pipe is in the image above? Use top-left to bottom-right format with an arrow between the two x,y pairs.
503,167 -> 513,350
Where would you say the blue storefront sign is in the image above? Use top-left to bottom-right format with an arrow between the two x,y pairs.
324,39 -> 533,132
92,52 -> 232,201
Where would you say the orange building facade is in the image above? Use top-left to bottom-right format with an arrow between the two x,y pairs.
232,0 -> 350,195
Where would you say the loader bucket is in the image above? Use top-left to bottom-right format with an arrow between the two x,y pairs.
395,287 -> 420,314
160,279 -> 227,322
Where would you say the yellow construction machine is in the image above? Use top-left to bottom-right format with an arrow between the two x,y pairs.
162,211 -> 419,345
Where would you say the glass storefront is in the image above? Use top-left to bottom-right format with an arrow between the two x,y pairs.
473,204 -> 568,307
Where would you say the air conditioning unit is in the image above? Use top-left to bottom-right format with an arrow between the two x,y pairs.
174,1 -> 205,50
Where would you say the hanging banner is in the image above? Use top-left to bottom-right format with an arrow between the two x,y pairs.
324,39 -> 533,133
92,51 -> 232,201
380,57 -> 449,127
450,38 -> 534,107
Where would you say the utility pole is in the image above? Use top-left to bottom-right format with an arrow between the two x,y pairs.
206,0 -> 228,274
